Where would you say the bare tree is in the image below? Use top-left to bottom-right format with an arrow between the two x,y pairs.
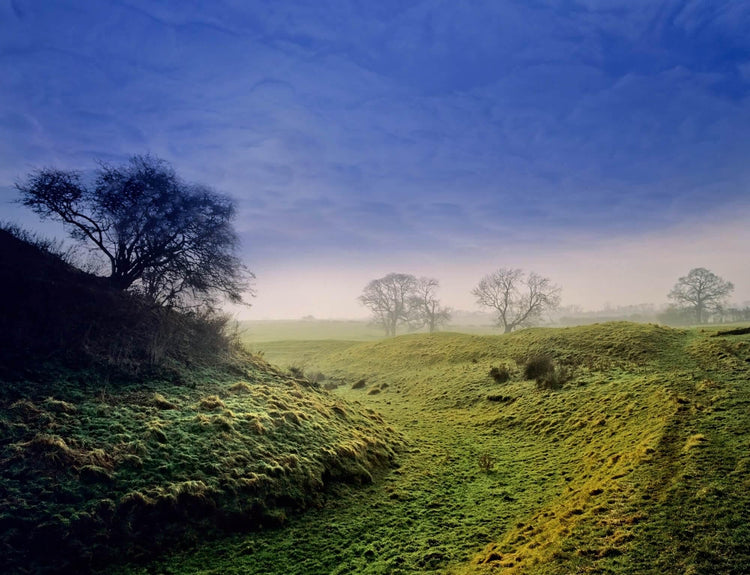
16,154 -> 253,309
472,268 -> 561,333
358,273 -> 418,336
668,268 -> 734,324
408,277 -> 451,333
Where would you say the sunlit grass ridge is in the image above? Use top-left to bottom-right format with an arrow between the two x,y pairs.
0,354 -> 402,573
227,321 -> 750,574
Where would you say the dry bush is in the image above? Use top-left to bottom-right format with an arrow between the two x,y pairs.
288,365 -> 305,379
535,365 -> 571,390
523,355 -> 554,380
523,355 -> 571,390
489,365 -> 510,383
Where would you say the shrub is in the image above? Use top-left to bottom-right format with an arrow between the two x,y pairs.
523,354 -> 571,390
535,365 -> 570,391
489,365 -> 510,383
352,379 -> 367,390
523,355 -> 554,380
288,365 -> 305,379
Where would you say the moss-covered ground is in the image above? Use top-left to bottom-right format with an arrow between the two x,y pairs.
119,322 -> 750,574
0,354 -> 402,574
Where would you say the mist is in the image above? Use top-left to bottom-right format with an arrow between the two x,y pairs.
242,211 -> 750,320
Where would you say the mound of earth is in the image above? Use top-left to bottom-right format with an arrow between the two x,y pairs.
0,359 -> 402,573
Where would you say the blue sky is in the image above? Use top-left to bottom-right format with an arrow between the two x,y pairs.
1,0 -> 749,318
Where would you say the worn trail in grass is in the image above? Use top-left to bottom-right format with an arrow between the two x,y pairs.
120,393 -> 568,573
124,323 -> 750,574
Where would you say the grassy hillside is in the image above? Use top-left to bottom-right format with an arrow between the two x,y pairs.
0,356 -> 402,574
0,229 -> 403,574
239,320 -> 383,374
133,322 -> 750,574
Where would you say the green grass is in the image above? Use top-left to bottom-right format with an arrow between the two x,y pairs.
246,340 -> 363,376
0,354 -> 402,574
239,320 -> 384,374
7,322 -> 749,574
122,322 -> 750,574
239,319 -> 384,343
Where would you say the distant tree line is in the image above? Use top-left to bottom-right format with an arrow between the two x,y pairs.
15,155 -> 744,333
360,268 -> 561,336
360,266 -> 744,336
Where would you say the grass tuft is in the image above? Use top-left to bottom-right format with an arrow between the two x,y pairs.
682,433 -> 708,451
151,392 -> 178,410
228,381 -> 252,394
478,453 -> 496,472
198,395 -> 226,411
489,365 -> 511,383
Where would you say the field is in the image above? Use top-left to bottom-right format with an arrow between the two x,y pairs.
240,319 -> 502,372
118,321 -> 750,574
240,319 -> 385,344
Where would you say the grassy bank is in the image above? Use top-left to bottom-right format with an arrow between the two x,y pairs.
129,322 -> 750,574
0,354 -> 402,574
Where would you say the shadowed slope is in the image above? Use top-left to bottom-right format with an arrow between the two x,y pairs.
0,360 -> 403,574
0,230 -> 403,574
